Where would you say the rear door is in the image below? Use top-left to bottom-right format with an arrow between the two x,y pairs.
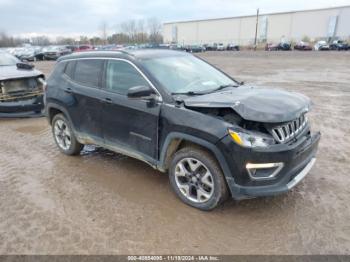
66,59 -> 105,141
101,59 -> 161,160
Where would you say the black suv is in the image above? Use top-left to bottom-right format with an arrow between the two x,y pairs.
45,50 -> 320,210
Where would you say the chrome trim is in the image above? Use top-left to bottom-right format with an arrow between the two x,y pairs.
246,162 -> 284,181
272,114 -> 308,143
59,57 -> 163,102
287,158 -> 316,189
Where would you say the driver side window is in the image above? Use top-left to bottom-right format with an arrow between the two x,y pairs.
106,60 -> 149,95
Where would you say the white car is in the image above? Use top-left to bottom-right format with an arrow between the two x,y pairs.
216,43 -> 225,51
314,41 -> 330,51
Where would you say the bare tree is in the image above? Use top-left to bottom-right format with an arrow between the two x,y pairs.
137,19 -> 147,43
147,17 -> 162,44
0,32 -> 23,47
120,20 -> 135,42
79,36 -> 90,44
108,33 -> 130,44
100,21 -> 108,45
114,17 -> 164,44
56,36 -> 75,45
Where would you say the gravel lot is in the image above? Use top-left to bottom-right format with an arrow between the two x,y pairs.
1,51 -> 349,255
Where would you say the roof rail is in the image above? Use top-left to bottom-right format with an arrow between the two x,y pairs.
116,48 -> 134,56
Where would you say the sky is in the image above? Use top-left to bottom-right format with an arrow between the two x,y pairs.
1,0 -> 350,38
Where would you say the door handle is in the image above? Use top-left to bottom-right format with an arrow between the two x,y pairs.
64,87 -> 73,93
104,98 -> 112,104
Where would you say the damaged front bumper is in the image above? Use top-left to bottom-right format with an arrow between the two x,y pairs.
218,130 -> 321,200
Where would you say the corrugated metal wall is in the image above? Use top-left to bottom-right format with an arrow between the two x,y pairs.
163,6 -> 350,45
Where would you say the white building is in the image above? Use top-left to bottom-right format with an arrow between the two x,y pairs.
163,6 -> 350,45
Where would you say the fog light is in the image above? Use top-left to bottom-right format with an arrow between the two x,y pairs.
246,162 -> 284,180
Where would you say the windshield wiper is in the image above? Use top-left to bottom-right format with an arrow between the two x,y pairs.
211,84 -> 239,92
171,91 -> 204,96
171,84 -> 238,96
193,84 -> 238,95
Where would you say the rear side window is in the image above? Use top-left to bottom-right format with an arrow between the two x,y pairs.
64,61 -> 75,79
105,60 -> 149,95
74,59 -> 104,88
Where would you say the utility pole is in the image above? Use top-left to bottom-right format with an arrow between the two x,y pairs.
254,8 -> 259,50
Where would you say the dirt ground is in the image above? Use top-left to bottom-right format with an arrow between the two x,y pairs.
0,51 -> 349,255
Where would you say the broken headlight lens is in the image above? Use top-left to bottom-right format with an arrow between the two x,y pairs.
229,129 -> 275,148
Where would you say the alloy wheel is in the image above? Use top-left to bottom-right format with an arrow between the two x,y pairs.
54,119 -> 72,151
174,157 -> 214,203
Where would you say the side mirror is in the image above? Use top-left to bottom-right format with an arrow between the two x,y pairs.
127,85 -> 156,99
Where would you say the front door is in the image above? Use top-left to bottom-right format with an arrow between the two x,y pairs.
101,59 -> 161,160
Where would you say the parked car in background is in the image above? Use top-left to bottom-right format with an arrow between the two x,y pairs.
74,45 -> 95,52
330,40 -> 349,51
95,44 -> 124,51
227,43 -> 239,51
16,47 -> 45,61
12,48 -> 27,60
203,44 -> 217,51
185,45 -> 205,53
45,49 -> 320,210
294,41 -> 313,51
43,46 -> 72,60
169,44 -> 185,51
314,41 -> 330,51
65,45 -> 78,52
0,51 -> 45,117
266,41 -> 291,51
278,42 -> 292,50
216,43 -> 225,51
33,47 -> 45,61
14,48 -> 34,61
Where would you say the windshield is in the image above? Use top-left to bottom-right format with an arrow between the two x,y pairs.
0,52 -> 20,66
141,54 -> 237,94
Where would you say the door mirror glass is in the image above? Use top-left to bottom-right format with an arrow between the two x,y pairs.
127,85 -> 155,99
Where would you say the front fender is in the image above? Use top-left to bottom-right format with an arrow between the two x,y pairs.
158,132 -> 236,182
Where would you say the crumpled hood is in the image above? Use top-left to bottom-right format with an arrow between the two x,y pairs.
183,86 -> 311,123
0,65 -> 43,81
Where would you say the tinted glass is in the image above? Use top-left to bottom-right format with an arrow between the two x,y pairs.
106,60 -> 149,95
74,59 -> 104,88
64,61 -> 75,79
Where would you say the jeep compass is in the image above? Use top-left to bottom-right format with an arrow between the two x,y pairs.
45,50 -> 320,210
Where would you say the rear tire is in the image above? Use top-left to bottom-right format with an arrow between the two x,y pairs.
51,114 -> 83,155
169,146 -> 229,211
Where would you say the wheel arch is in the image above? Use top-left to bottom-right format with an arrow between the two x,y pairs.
158,132 -> 240,198
158,132 -> 232,180
46,102 -> 75,129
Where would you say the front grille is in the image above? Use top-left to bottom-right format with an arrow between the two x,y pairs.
271,114 -> 307,143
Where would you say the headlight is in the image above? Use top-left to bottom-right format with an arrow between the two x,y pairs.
229,129 -> 275,148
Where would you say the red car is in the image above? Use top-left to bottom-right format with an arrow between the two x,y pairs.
74,45 -> 95,52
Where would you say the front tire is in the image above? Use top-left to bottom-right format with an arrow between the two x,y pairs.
51,114 -> 83,155
169,146 -> 229,211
